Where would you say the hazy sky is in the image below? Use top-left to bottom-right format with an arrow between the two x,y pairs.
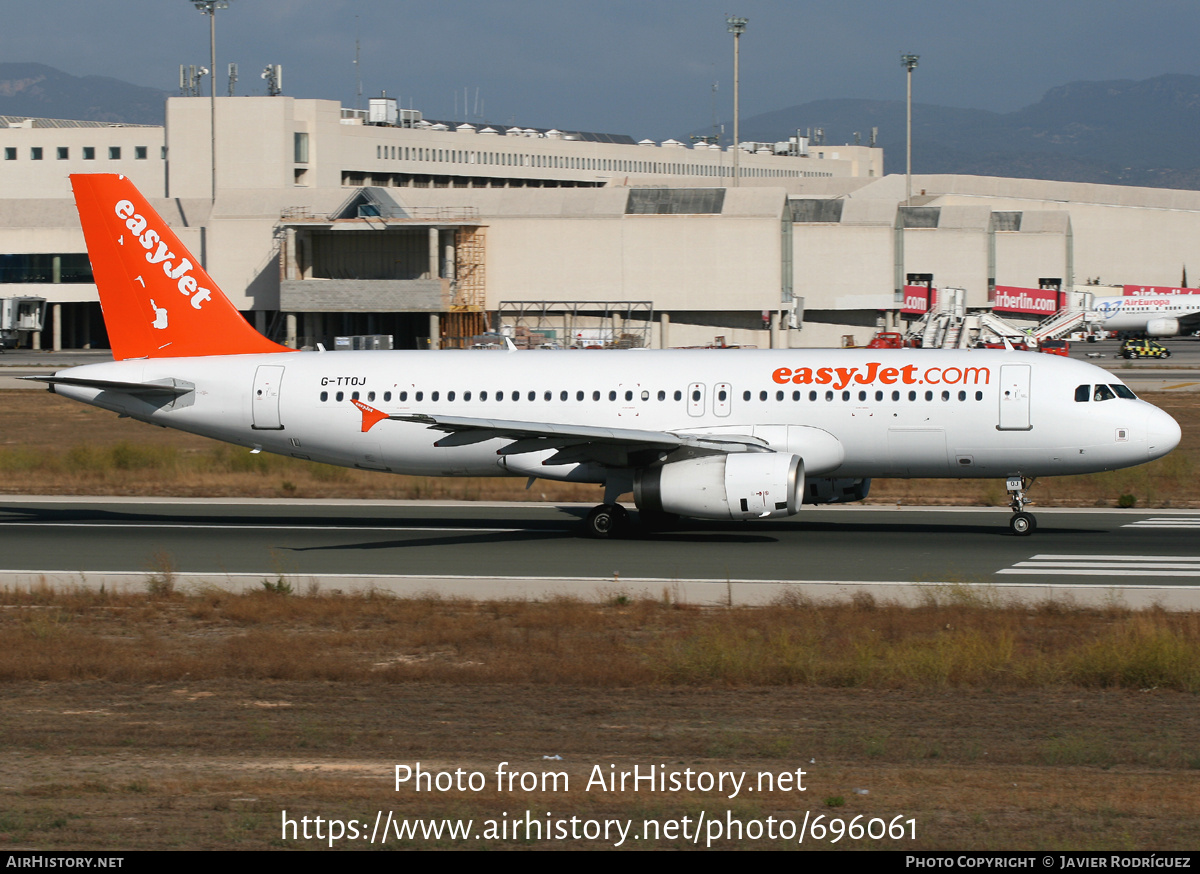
7,0 -> 1200,139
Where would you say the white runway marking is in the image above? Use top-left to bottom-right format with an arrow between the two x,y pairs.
0,522 -> 542,534
999,554 -> 1200,577
1123,517 -> 1200,528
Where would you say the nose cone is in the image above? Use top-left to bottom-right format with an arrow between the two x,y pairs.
1146,405 -> 1181,460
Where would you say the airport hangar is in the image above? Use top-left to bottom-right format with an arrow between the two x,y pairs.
3,94 -> 1200,352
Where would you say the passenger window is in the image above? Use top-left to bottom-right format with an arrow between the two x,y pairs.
415,391 -> 424,401
1094,384 -> 1116,402
674,390 -> 682,401
743,390 -> 752,401
792,390 -> 801,401
528,391 -> 536,401
430,391 -> 439,401
776,390 -> 784,401
908,391 -> 916,401
1075,385 -> 1090,402
825,391 -> 834,401
593,391 -> 601,401
336,391 -> 344,401
496,391 -> 504,401
609,390 -> 617,401
447,391 -> 455,402
718,389 -> 728,401
624,390 -> 633,401
399,391 -> 408,402
480,391 -> 487,401
858,390 -> 867,401
544,390 -> 552,401
941,390 -> 949,401
924,391 -> 933,401
841,391 -> 850,401
641,391 -> 649,401
891,391 -> 899,401
320,391 -> 328,402
691,389 -> 700,402
975,391 -> 983,401
560,391 -> 568,401
352,391 -> 360,401
384,391 -> 391,401
657,390 -> 666,401
874,391 -> 883,401
368,391 -> 375,402
577,391 -> 584,401
958,391 -> 966,401
809,391 -> 817,401
464,391 -> 471,401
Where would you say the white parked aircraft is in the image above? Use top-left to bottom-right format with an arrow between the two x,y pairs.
1093,295 -> 1200,337
32,175 -> 1181,537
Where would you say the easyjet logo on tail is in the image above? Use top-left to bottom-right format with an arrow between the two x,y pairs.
113,200 -> 211,309
772,362 -> 991,390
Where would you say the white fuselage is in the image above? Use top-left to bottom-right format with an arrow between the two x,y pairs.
1093,295 -> 1200,335
50,348 -> 1178,483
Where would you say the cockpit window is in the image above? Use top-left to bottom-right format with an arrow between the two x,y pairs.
1074,384 -> 1090,402
1109,384 -> 1137,400
1094,384 -> 1116,402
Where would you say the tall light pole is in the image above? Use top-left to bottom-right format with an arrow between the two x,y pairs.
901,53 -> 919,205
727,16 -> 747,188
193,0 -> 230,204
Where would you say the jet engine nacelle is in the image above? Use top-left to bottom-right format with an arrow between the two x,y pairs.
634,453 -> 803,520
803,477 -> 871,505
1146,317 -> 1180,337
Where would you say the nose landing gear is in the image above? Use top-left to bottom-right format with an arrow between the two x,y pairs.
1006,475 -> 1037,535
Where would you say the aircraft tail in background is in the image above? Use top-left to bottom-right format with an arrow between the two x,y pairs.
70,173 -> 291,360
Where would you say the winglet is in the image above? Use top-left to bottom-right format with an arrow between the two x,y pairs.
351,398 -> 390,433
70,173 -> 291,360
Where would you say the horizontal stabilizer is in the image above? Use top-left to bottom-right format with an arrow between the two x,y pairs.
23,375 -> 195,396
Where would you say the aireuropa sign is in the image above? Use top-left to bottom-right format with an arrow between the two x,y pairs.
992,285 -> 1059,315
1124,285 -> 1200,296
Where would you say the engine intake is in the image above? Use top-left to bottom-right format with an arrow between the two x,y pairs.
634,453 -> 803,520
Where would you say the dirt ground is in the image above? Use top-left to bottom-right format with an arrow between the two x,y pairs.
4,681 -> 1199,851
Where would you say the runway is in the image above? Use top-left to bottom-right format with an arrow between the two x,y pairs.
4,497 -> 1200,608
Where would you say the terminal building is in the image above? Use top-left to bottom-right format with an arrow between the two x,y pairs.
3,92 -> 1200,351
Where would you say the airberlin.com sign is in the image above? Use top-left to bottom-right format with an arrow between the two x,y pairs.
992,285 -> 1059,315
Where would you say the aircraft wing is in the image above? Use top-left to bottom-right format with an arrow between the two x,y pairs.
22,375 -> 196,396
352,400 -> 769,467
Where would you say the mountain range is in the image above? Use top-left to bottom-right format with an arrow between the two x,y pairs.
717,74 -> 1200,189
4,62 -> 1200,190
0,63 -> 169,126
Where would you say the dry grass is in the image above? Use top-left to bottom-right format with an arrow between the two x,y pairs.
2,389 -> 1198,505
4,589 -> 1200,850
3,587 -> 1198,691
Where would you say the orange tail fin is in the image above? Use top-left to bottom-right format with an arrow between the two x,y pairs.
71,173 -> 291,360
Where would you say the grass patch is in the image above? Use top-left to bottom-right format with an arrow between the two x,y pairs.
1,588 -> 1198,690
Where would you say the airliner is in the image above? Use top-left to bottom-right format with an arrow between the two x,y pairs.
30,174 -> 1181,537
1093,295 -> 1200,337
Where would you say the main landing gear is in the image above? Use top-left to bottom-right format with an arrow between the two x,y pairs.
1006,475 -> 1037,536
584,503 -> 629,539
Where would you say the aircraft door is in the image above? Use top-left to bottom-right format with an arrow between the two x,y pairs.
997,364 -> 1032,431
252,365 -> 285,430
687,383 -> 705,417
714,382 -> 732,417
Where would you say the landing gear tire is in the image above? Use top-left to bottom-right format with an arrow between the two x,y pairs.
1009,511 -> 1036,536
584,503 -> 628,539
